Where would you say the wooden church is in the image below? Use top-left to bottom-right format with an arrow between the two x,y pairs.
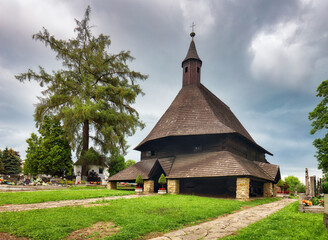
107,32 -> 281,200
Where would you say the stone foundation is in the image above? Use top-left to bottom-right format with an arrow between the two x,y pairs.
144,180 -> 154,193
236,178 -> 250,201
107,181 -> 117,190
168,179 -> 180,194
273,184 -> 278,197
263,182 -> 273,197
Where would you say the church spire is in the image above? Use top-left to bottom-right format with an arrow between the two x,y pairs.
182,28 -> 202,87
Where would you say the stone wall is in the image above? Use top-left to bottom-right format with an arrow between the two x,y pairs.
168,179 -> 180,194
236,178 -> 250,201
107,181 -> 117,190
263,182 -> 273,197
144,180 -> 154,193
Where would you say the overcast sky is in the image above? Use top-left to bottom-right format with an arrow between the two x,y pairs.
1,0 -> 327,182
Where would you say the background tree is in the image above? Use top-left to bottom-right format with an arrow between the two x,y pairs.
16,6 -> 147,178
284,175 -> 301,193
25,116 -> 73,176
24,133 -> 44,175
1,148 -> 21,175
0,150 -> 4,174
309,79 -> 328,173
107,151 -> 125,176
283,182 -> 289,193
277,179 -> 285,192
125,159 -> 136,168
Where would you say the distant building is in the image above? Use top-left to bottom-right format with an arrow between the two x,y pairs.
74,158 -> 108,184
108,32 -> 280,200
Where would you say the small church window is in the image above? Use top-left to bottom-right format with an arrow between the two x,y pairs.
185,67 -> 188,73
197,67 -> 200,73
99,168 -> 103,174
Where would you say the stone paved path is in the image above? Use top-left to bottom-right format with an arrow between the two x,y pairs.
151,198 -> 296,240
0,194 -> 146,212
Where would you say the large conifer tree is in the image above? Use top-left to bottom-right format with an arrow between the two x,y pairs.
16,6 -> 147,177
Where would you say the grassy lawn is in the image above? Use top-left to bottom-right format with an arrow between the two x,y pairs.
0,188 -> 134,205
0,195 -> 279,240
224,201 -> 328,240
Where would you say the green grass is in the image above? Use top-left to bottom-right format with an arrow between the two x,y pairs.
224,201 -> 328,240
0,189 -> 134,205
0,195 -> 279,240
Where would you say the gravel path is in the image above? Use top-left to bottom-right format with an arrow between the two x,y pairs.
0,194 -> 146,212
151,198 -> 297,240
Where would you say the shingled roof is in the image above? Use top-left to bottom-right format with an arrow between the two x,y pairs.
108,151 -> 279,182
135,83 -> 270,153
108,159 -> 157,181
167,151 -> 277,181
182,39 -> 202,66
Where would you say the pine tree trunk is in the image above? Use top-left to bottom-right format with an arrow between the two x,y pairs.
81,120 -> 89,178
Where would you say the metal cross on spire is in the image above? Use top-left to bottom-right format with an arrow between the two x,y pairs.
191,22 -> 196,32
190,22 -> 196,38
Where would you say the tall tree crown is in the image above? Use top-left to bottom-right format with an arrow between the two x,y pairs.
16,6 -> 147,159
309,79 -> 328,173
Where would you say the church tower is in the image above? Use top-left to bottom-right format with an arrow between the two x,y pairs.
182,32 -> 202,87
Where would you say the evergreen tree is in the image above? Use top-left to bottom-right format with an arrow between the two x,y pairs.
2,147 -> 21,175
158,173 -> 166,189
0,150 -> 4,174
136,174 -> 143,188
24,133 -> 43,175
16,6 -> 147,177
25,116 -> 73,176
309,79 -> 328,173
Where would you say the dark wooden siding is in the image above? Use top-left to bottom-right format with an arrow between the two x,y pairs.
140,133 -> 267,163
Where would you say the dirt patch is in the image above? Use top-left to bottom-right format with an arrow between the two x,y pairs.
0,233 -> 29,240
65,222 -> 119,240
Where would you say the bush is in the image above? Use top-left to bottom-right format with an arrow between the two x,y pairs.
322,182 -> 328,194
136,174 -> 143,188
158,173 -> 166,188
